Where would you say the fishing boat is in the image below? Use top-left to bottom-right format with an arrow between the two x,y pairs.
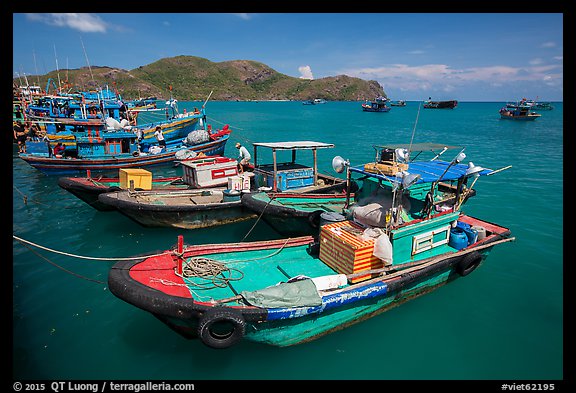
361,96 -> 391,112
389,100 -> 406,107
532,101 -> 553,111
98,187 -> 256,229
107,142 -> 514,349
98,141 -> 346,229
18,125 -> 231,175
499,106 -> 541,121
423,99 -> 458,109
302,98 -> 327,105
241,191 -> 352,237
241,143 -> 479,238
250,141 -> 347,193
57,155 -> 240,211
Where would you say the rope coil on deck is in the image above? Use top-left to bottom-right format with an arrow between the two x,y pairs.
176,257 -> 244,289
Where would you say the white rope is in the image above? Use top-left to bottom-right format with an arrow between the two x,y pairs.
12,234 -> 170,261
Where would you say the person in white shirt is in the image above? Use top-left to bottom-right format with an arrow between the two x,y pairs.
154,126 -> 166,148
235,142 -> 251,173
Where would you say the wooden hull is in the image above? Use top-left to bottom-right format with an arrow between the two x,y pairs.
98,188 -> 257,229
499,113 -> 541,121
57,175 -> 188,211
241,192 -> 349,237
107,214 -> 512,348
18,135 -> 229,175
423,100 -> 458,109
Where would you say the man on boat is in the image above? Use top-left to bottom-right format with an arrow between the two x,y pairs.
235,142 -> 251,174
154,126 -> 166,149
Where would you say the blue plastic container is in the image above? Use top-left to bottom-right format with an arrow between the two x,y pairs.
449,227 -> 468,250
456,221 -> 471,231
455,221 -> 478,245
464,227 -> 478,244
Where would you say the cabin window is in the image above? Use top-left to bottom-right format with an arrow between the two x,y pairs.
411,225 -> 450,255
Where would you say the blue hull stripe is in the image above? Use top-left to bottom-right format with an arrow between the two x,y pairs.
265,281 -> 388,321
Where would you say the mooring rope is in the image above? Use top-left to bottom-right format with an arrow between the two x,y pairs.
16,240 -> 106,284
240,194 -> 277,242
12,234 -> 169,261
206,116 -> 245,131
176,256 -> 244,289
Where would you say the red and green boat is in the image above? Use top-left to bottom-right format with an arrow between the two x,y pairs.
107,142 -> 515,349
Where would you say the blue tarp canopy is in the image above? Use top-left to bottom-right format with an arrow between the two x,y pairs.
350,160 -> 493,185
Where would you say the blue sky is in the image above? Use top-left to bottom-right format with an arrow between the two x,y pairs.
12,13 -> 563,101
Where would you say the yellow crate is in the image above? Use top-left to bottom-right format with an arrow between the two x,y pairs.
319,220 -> 384,283
119,168 -> 152,190
363,161 -> 409,176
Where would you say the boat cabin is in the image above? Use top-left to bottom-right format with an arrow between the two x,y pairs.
252,141 -> 335,192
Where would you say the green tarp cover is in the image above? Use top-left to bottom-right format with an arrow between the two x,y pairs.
241,279 -> 322,308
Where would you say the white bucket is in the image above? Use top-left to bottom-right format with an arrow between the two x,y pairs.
471,226 -> 486,240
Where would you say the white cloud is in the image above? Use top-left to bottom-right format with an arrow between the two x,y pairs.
163,21 -> 171,27
340,63 -> 563,92
298,65 -> 314,80
540,42 -> 556,48
407,50 -> 425,55
232,13 -> 252,20
529,58 -> 543,65
26,13 -> 107,33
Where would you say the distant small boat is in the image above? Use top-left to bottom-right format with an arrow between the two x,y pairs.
532,102 -> 553,111
302,98 -> 327,105
499,106 -> 541,121
423,99 -> 458,109
389,100 -> 406,107
362,96 -> 391,112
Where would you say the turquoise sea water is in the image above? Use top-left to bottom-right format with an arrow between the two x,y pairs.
12,101 -> 563,381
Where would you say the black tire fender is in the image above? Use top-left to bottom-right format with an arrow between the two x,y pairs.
456,251 -> 483,277
308,210 -> 324,229
197,308 -> 246,349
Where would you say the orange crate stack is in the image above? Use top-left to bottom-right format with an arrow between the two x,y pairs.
319,220 -> 384,283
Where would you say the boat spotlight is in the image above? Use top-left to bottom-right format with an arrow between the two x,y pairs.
465,162 -> 485,177
401,172 -> 421,189
332,156 -> 350,174
454,152 -> 466,164
395,148 -> 409,163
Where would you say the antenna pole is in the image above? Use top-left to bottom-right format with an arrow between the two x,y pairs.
53,44 -> 62,93
80,36 -> 95,84
407,102 -> 421,159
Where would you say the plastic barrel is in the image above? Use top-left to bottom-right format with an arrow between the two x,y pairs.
222,189 -> 241,202
463,227 -> 478,244
471,226 -> 486,241
320,212 -> 346,227
449,227 -> 468,250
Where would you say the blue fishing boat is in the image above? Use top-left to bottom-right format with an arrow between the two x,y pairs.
18,124 -> 231,175
361,96 -> 391,112
107,141 -> 514,349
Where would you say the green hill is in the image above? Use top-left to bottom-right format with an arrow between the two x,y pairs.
16,55 -> 385,101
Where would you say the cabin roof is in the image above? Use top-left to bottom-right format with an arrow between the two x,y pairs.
252,141 -> 334,150
373,142 -> 461,152
351,160 -> 493,185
